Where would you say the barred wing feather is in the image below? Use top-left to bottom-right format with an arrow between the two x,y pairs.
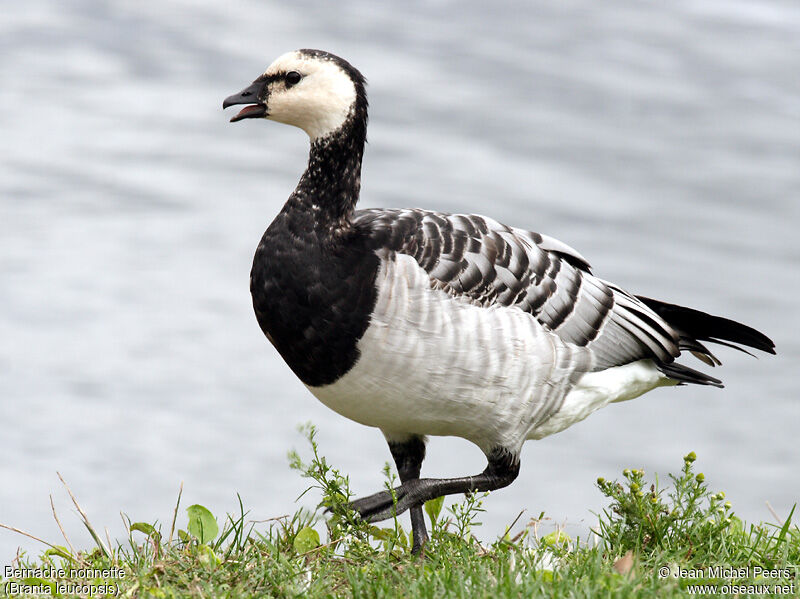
355,208 -> 681,372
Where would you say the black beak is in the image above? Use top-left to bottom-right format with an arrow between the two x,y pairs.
223,80 -> 268,122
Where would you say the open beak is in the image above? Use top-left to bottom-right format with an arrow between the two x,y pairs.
223,81 -> 268,122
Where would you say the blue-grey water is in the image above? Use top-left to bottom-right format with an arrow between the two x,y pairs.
1,0 -> 799,562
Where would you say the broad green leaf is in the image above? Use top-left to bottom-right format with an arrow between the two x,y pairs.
293,526 -> 320,554
186,504 -> 219,544
542,530 -> 571,548
197,544 -> 219,567
424,496 -> 445,525
130,522 -> 161,541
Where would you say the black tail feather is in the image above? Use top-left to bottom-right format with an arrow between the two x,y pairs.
635,295 -> 775,387
659,362 -> 724,388
636,296 -> 776,355
679,338 -> 721,365
699,337 -> 757,359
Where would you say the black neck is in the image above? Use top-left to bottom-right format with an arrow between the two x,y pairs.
286,110 -> 367,230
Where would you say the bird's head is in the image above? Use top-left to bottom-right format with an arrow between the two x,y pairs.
223,49 -> 367,141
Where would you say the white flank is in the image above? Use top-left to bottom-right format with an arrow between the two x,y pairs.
528,359 -> 676,440
309,253 -> 598,453
262,51 -> 356,140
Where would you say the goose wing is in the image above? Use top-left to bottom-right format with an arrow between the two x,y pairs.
355,208 -> 680,371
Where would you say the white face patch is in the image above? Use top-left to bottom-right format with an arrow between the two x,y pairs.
262,51 -> 357,140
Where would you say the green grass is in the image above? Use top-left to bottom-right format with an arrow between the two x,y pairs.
2,426 -> 798,598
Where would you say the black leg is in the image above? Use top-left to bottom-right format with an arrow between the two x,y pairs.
388,437 -> 427,554
349,447 -> 520,526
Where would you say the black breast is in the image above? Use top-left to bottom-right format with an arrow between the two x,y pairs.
250,210 -> 380,387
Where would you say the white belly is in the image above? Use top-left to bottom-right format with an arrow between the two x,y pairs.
308,253 -> 593,453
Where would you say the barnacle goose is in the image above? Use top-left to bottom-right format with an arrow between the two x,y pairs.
223,49 -> 775,554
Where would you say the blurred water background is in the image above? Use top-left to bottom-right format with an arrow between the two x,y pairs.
1,0 -> 799,562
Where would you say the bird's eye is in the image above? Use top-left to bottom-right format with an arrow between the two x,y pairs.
285,71 -> 302,86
